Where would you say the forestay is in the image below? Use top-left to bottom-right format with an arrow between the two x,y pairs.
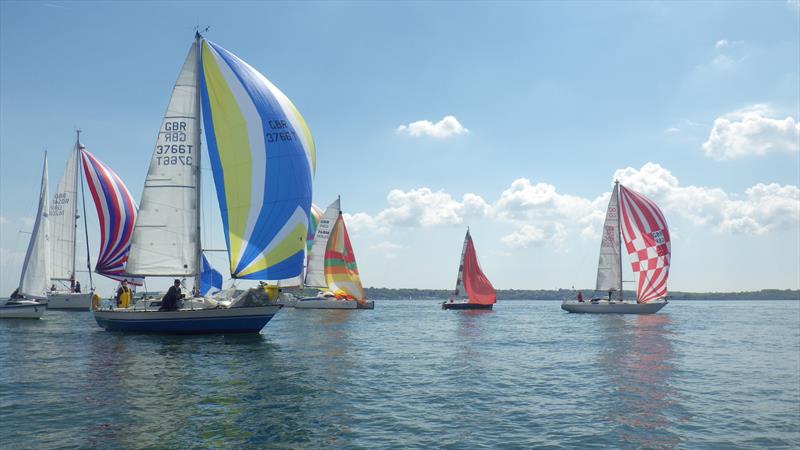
323,214 -> 365,301
199,38 -> 315,282
49,143 -> 79,281
595,184 -> 621,292
126,42 -> 200,277
81,149 -> 143,285
304,198 -> 340,288
20,155 -> 51,297
619,185 -> 671,303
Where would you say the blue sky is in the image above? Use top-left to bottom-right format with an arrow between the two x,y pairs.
1,1 -> 798,295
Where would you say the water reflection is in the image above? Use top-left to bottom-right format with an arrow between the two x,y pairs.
599,314 -> 679,449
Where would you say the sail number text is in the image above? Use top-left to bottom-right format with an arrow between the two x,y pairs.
266,119 -> 298,143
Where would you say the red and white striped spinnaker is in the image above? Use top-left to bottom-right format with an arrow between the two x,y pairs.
619,185 -> 670,303
81,149 -> 143,285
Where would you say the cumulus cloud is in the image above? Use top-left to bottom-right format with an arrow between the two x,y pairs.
715,39 -> 729,49
614,163 -> 800,234
396,115 -> 469,138
702,105 -> 800,159
375,188 -> 489,227
501,223 -> 568,249
369,241 -> 402,251
343,212 -> 385,235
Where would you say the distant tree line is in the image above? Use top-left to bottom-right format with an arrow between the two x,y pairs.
308,287 -> 800,301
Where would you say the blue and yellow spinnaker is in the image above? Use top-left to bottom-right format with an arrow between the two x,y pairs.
199,39 -> 315,281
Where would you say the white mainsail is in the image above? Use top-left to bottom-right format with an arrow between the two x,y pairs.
49,143 -> 79,281
595,183 -> 621,293
126,42 -> 200,277
452,230 -> 469,300
304,197 -> 341,288
20,154 -> 51,298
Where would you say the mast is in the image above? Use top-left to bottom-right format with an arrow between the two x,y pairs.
77,131 -> 94,290
615,180 -> 623,302
193,31 -> 203,291
70,131 -> 81,283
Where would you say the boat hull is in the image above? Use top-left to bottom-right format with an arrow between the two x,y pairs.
561,300 -> 667,314
0,301 -> 47,319
356,300 -> 375,310
47,292 -> 93,310
93,305 -> 282,333
294,299 -> 358,309
442,302 -> 493,310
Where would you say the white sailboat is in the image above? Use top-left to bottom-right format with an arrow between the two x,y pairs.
46,132 -> 94,310
94,33 -> 315,333
1,154 -> 50,319
562,181 -> 669,314
296,197 -> 373,310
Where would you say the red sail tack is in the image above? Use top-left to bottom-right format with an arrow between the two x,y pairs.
463,234 -> 496,305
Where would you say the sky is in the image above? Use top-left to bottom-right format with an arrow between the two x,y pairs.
0,1 -> 798,296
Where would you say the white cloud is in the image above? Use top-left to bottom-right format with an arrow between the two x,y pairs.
702,105 -> 800,159
502,223 -> 568,249
343,212 -> 385,235
396,115 -> 469,138
375,187 -> 489,227
665,127 -> 680,133
614,163 -> 800,234
715,39 -> 729,49
369,241 -> 401,251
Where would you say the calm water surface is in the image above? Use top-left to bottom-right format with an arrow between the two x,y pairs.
1,300 -> 798,449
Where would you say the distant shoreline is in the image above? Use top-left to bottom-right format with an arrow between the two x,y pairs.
341,288 -> 800,301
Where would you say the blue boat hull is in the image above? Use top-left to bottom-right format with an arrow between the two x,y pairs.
93,306 -> 282,334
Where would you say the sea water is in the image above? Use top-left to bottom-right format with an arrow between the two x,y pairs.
1,300 -> 798,449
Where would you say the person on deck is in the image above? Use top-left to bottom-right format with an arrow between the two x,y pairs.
159,279 -> 184,311
75,281 -> 81,293
577,291 -> 584,303
116,281 -> 131,309
10,288 -> 22,299
608,289 -> 613,302
50,284 -> 56,292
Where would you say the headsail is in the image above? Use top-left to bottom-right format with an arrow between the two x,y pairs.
323,213 -> 365,301
126,42 -> 200,277
199,253 -> 223,295
81,149 -> 143,285
619,185 -> 671,303
304,198 -> 340,288
460,230 -> 496,305
49,143 -> 79,281
19,154 -> 51,298
307,203 -> 323,252
595,184 -> 621,293
199,38 -> 314,282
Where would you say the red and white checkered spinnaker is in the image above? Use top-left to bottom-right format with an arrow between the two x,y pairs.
619,185 -> 671,303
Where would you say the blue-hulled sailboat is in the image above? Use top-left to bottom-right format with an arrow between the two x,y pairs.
93,33 -> 315,333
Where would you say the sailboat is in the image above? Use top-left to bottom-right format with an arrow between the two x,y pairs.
1,154 -> 50,319
93,33 -> 314,333
562,181 -> 670,314
297,197 -> 373,309
442,228 -> 496,310
46,133 -> 95,310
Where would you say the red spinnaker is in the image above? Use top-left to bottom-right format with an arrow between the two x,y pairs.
463,234 -> 496,305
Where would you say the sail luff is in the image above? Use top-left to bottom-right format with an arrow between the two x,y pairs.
125,42 -> 200,277
19,154 -> 51,297
304,198 -> 340,288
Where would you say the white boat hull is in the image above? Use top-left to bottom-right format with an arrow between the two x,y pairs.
0,301 -> 47,319
561,300 -> 667,314
47,292 -> 93,310
294,299 -> 358,309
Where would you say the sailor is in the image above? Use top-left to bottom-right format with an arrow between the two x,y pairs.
159,279 -> 184,311
115,280 -> 131,308
577,291 -> 584,303
50,284 -> 57,292
75,281 -> 81,293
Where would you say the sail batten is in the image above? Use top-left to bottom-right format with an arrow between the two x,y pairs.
199,38 -> 313,282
